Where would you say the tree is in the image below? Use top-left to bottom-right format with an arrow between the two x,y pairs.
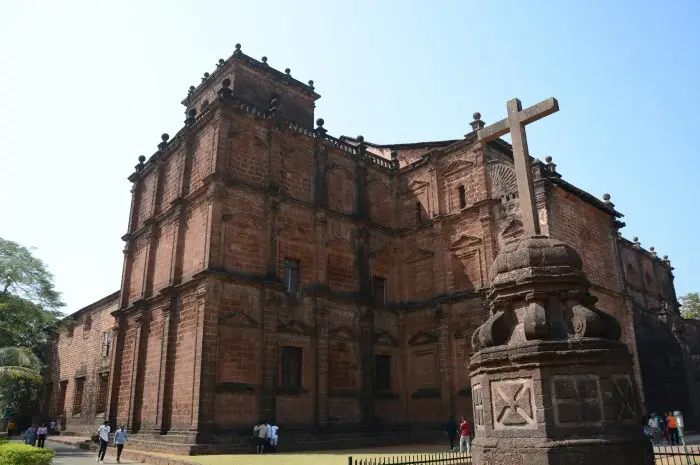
680,292 -> 700,320
0,238 -> 64,352
0,238 -> 63,310
0,347 -> 43,421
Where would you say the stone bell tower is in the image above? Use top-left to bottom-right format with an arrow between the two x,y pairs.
469,98 -> 653,465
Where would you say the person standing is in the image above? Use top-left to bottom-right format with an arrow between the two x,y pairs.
96,420 -> 110,463
253,420 -> 268,454
6,420 -> 16,440
667,412 -> 680,446
36,423 -> 48,448
648,414 -> 660,445
114,425 -> 128,464
459,417 -> 471,454
445,416 -> 459,451
24,424 -> 37,446
269,423 -> 279,452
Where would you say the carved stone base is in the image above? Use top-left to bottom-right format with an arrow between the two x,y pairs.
469,339 -> 653,465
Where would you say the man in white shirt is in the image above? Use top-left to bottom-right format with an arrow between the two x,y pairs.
96,421 -> 110,463
648,414 -> 660,445
269,424 -> 279,448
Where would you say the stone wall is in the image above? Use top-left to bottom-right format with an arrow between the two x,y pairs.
44,50 -> 698,452
44,292 -> 119,435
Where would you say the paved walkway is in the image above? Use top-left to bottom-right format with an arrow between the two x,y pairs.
48,440 -> 145,464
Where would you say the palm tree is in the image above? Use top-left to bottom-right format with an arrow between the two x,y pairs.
0,347 -> 42,384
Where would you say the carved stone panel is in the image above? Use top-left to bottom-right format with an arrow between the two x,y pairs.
490,378 -> 536,429
473,383 -> 485,430
612,374 -> 638,425
551,375 -> 603,426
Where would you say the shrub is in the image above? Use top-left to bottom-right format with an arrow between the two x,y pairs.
0,442 -> 54,465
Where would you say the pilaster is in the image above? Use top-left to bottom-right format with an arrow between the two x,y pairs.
359,306 -> 375,425
314,302 -> 330,427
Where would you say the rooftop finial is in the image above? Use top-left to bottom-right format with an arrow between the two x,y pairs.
357,135 -> 365,143
633,237 -> 641,249
308,80 -> 315,90
185,108 -> 197,126
217,58 -> 225,68
602,193 -> 614,208
649,246 -> 657,258
544,156 -> 558,175
262,56 -> 268,65
135,155 -> 146,172
218,78 -> 233,98
188,85 -> 195,95
158,133 -> 169,151
285,68 -> 291,76
202,72 -> 210,82
315,118 -> 326,136
470,112 -> 485,132
234,43 -> 242,55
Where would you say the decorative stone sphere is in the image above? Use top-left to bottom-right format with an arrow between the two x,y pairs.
316,118 -> 324,127
188,108 -> 197,117
235,43 -> 241,50
262,56 -> 267,63
161,133 -> 169,142
218,58 -> 225,65
650,246 -> 655,252
663,255 -> 668,260
308,80 -> 314,86
285,68 -> 291,75
357,135 -> 364,143
473,112 -> 481,120
603,193 -> 611,201
189,85 -> 195,92
633,236 -> 639,242
138,155 -> 146,163
203,72 -> 210,78
545,156 -> 553,163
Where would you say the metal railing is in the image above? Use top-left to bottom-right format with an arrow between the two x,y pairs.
348,452 -> 471,465
654,445 -> 700,465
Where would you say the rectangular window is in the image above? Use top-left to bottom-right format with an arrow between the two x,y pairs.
73,377 -> 85,416
458,185 -> 467,209
280,346 -> 303,390
284,258 -> 300,295
101,331 -> 112,358
415,202 -> 422,224
375,355 -> 392,391
96,373 -> 109,415
57,380 -> 68,415
83,314 -> 92,333
372,276 -> 386,305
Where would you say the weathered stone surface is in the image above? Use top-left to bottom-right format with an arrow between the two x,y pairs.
42,56 -> 698,456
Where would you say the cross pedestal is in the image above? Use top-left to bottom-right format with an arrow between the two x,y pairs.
469,100 -> 652,465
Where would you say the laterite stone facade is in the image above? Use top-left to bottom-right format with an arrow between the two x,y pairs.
44,45 -> 700,453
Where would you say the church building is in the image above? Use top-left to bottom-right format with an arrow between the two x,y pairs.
43,44 -> 700,453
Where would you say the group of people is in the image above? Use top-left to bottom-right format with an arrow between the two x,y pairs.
252,420 -> 279,454
445,416 -> 472,454
12,422 -> 50,448
644,412 -> 681,445
95,421 -> 129,464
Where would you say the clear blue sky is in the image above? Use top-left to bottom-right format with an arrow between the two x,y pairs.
1,0 -> 698,313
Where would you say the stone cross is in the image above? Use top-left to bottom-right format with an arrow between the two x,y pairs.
478,98 -> 559,237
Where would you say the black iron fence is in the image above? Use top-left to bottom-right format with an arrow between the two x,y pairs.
348,453 -> 471,465
654,445 -> 700,464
